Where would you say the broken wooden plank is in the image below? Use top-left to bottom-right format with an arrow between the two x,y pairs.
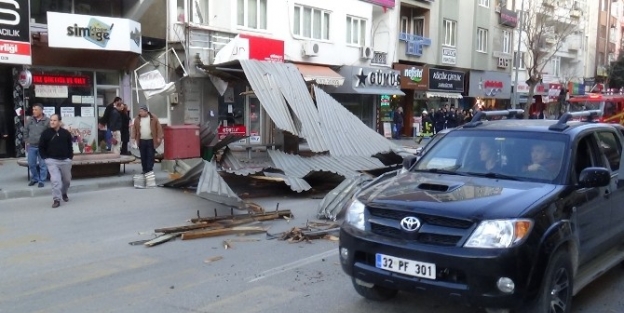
190,210 -> 293,224
144,232 -> 182,247
181,226 -> 268,241
154,223 -> 225,234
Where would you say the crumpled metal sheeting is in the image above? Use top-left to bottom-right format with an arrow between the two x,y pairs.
162,161 -> 204,188
268,61 -> 330,153
220,150 -> 274,176
196,160 -> 245,208
317,174 -> 371,221
267,149 -> 386,179
314,86 -> 399,157
262,172 -> 312,193
240,60 -> 300,136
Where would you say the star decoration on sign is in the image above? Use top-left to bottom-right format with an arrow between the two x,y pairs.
355,68 -> 367,87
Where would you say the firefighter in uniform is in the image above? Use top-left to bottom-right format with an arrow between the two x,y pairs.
417,110 -> 434,144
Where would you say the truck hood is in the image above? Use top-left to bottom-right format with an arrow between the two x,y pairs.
356,172 -> 557,219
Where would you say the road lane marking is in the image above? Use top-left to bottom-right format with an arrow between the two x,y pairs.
247,249 -> 337,283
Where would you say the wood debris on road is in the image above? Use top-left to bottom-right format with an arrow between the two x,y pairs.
269,220 -> 340,243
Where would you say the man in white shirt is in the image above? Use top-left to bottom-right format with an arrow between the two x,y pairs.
131,105 -> 163,174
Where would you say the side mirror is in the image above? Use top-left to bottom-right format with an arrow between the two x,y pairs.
402,155 -> 418,171
578,167 -> 611,188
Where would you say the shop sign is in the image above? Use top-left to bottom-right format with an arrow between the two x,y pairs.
499,8 -> 518,28
18,69 -> 31,88
515,81 -> 547,95
32,74 -> 90,86
214,34 -> 284,64
429,68 -> 464,92
0,0 -> 31,65
468,70 -> 511,99
441,48 -> 456,65
393,64 -> 428,90
47,12 -> 142,54
34,85 -> 68,98
217,125 -> 247,140
354,67 -> 400,88
359,0 -> 395,8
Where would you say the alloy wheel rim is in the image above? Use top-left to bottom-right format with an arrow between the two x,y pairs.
549,268 -> 570,313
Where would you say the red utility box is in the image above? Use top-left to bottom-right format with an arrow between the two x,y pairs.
163,125 -> 201,160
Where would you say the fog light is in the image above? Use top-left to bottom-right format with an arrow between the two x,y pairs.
340,248 -> 349,259
496,277 -> 515,294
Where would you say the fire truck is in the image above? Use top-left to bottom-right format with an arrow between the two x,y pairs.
567,91 -> 624,125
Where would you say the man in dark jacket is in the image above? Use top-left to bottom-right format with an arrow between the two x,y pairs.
99,97 -> 122,150
39,114 -> 73,208
434,108 -> 445,133
108,104 -> 122,154
392,107 -> 404,139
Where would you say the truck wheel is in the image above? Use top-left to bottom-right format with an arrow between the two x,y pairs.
523,250 -> 573,313
351,278 -> 398,301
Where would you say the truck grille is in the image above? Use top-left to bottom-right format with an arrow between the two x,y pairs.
367,206 -> 474,246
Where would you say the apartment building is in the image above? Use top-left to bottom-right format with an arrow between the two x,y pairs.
509,0 -> 588,115
391,0 -> 517,136
584,0 -> 623,92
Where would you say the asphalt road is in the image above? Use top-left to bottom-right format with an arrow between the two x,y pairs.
1,187 -> 623,313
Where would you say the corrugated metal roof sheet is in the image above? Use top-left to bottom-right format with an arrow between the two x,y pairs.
196,160 -> 244,208
317,174 -> 370,221
314,86 -> 399,157
267,150 -> 386,179
220,150 -> 272,176
268,62 -> 329,152
262,172 -> 312,193
239,60 -> 300,136
162,161 -> 204,188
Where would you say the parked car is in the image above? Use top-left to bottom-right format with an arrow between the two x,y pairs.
339,109 -> 624,313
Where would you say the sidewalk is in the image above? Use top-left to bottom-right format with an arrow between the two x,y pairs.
0,159 -> 170,201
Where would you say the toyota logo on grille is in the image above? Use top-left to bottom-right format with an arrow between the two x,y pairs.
400,216 -> 421,232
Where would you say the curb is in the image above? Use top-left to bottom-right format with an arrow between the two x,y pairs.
0,180 -> 135,201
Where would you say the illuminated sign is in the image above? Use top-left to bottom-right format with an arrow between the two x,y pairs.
32,74 -> 90,86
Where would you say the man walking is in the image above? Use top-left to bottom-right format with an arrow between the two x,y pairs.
392,107 -> 404,139
132,105 -> 163,174
39,114 -> 73,208
24,103 -> 50,187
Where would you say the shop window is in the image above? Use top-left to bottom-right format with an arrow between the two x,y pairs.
96,72 -> 120,86
30,0 -> 72,24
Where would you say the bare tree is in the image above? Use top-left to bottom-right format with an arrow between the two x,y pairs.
518,0 -> 583,118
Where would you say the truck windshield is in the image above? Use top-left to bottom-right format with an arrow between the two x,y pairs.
413,130 -> 568,183
569,100 -> 601,112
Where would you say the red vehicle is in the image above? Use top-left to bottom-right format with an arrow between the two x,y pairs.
567,93 -> 624,125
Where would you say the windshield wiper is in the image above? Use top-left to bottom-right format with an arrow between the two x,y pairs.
415,168 -> 467,176
465,172 -> 521,181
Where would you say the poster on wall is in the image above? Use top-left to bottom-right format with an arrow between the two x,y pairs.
62,117 -> 97,153
35,85 -> 69,98
81,107 -> 95,117
61,107 -> 75,117
43,107 -> 55,117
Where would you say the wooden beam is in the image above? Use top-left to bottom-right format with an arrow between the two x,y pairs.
181,226 -> 268,240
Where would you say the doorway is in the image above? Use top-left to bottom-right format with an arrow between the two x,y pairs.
0,66 -> 14,158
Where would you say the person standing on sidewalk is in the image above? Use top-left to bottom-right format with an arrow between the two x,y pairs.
39,114 -> 73,208
24,103 -> 50,188
120,103 -> 131,155
132,105 -> 163,174
108,103 -> 122,154
99,97 -> 122,151
392,107 -> 404,139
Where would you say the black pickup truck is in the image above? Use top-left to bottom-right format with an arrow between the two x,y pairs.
339,110 -> 624,313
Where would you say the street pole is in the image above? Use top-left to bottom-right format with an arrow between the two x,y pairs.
512,0 -> 525,109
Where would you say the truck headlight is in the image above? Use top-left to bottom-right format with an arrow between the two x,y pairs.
464,219 -> 533,249
345,199 -> 366,231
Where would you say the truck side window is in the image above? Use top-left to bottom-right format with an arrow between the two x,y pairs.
573,136 -> 598,182
596,131 -> 622,171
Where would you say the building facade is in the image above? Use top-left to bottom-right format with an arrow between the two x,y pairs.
510,0 -> 589,116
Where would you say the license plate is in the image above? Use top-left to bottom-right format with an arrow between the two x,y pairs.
375,253 -> 436,279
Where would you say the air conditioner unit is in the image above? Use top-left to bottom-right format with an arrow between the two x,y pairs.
360,46 -> 373,59
302,41 -> 320,57
497,57 -> 510,68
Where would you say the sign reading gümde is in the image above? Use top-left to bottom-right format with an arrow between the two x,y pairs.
0,0 -> 31,65
47,12 -> 141,54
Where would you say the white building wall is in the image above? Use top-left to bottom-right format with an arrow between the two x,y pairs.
584,0 -> 599,79
170,0 -> 391,67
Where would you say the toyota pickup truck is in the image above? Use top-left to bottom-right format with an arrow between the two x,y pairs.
339,110 -> 624,313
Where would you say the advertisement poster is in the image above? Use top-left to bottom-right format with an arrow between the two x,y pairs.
43,107 -> 55,117
81,107 -> 95,117
62,116 -> 97,153
61,107 -> 75,117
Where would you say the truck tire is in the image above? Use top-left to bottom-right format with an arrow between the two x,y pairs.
522,250 -> 573,313
351,278 -> 398,301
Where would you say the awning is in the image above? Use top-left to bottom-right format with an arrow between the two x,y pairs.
426,92 -> 463,99
295,64 -> 345,87
351,88 -> 406,96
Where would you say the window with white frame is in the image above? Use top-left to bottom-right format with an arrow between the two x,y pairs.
346,16 -> 367,46
502,30 -> 511,54
190,0 -> 209,24
443,19 -> 457,47
400,16 -> 409,33
237,0 -> 267,29
412,17 -> 424,36
293,5 -> 330,40
477,28 -> 488,52
513,51 -> 526,69
479,0 -> 490,7
552,57 -> 561,77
